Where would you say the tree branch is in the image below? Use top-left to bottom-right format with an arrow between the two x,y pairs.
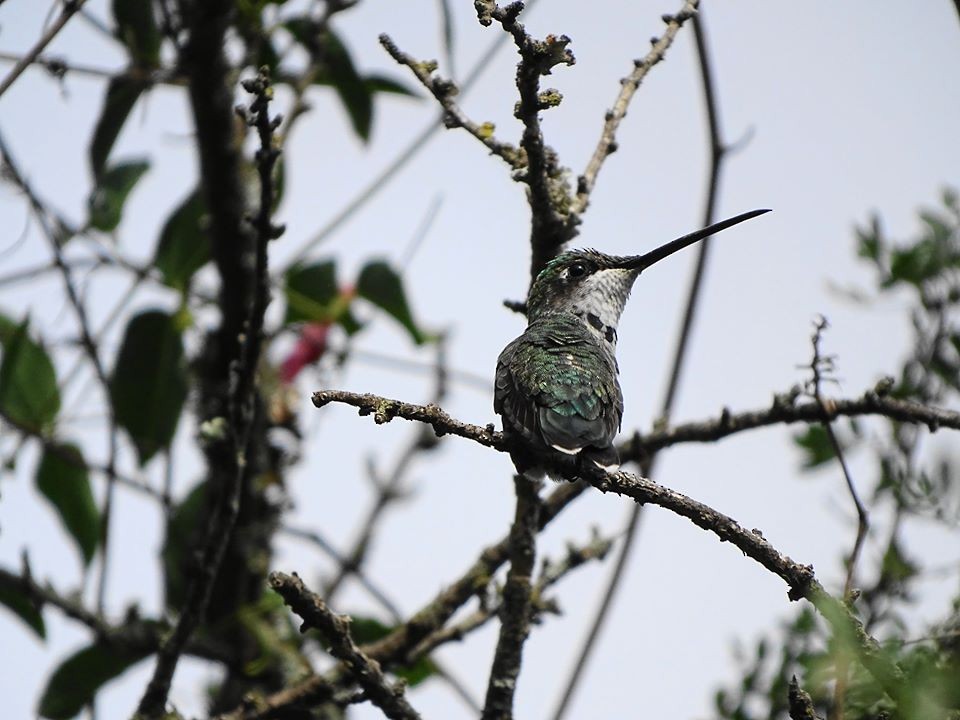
569,0 -> 700,221
587,469 -> 905,703
0,565 -> 230,664
269,572 -> 422,720
477,2 -> 576,279
0,130 -> 121,613
311,390 -> 917,705
623,381 -> 960,462
379,33 -> 524,169
481,475 -> 541,720
0,0 -> 90,98
137,32 -> 281,717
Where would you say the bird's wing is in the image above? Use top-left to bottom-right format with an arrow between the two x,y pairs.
495,316 -> 623,454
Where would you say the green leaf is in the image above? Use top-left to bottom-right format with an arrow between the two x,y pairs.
792,425 -> 835,470
855,216 -> 883,264
112,0 -> 160,67
36,443 -> 100,567
153,189 -> 209,291
285,20 -> 373,141
356,260 -> 431,345
162,481 -> 206,610
284,261 -> 338,324
38,642 -> 150,719
0,315 -> 60,433
364,74 -> 419,98
886,241 -> 936,288
109,310 -> 187,466
0,576 -> 45,639
89,76 -> 144,180
284,261 -> 361,333
88,159 -> 149,232
326,32 -> 373,141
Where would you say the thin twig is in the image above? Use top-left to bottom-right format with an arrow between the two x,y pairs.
406,530 -> 614,662
0,565 -> 230,663
476,1 -> 577,279
270,572 -> 422,720
0,131 -> 120,614
283,0 -> 543,267
324,341 -> 449,604
379,34 -> 524,169
569,0 -> 700,221
0,0 -> 90,99
218,482 -> 587,720
281,524 -> 403,619
807,316 -> 868,720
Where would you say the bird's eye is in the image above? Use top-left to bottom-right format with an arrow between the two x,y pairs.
568,263 -> 587,278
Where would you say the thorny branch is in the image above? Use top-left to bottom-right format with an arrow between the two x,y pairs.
270,572 -> 423,720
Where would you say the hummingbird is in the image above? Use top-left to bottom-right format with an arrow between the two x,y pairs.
494,208 -> 770,480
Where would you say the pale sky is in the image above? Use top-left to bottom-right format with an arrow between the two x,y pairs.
1,2 -> 959,719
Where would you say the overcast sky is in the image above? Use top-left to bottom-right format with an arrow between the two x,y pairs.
1,2 -> 959,719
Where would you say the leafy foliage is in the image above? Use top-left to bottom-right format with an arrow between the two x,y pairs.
109,310 -> 187,466
87,159 -> 150,232
0,315 -> 60,433
111,0 -> 161,67
89,77 -> 145,179
38,642 -> 151,719
715,192 -> 960,720
153,188 -> 210,291
36,443 -> 100,567
0,576 -> 45,639
356,260 -> 434,345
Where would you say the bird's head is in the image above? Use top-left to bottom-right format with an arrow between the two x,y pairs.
524,209 -> 772,327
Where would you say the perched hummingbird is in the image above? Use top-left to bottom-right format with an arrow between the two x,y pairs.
494,208 -> 770,480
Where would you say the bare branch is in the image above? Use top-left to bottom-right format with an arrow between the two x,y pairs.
315,386 -> 960,461
0,0 -> 90,99
570,0 -> 700,220
311,390 -> 909,703
270,572 -> 422,720
477,2 -> 577,279
586,469 -> 905,702
0,565 -> 230,663
805,316 -> 868,720
379,33 -> 524,169
623,381 -> 960,459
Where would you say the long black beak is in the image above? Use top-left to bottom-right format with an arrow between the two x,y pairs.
621,208 -> 771,271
